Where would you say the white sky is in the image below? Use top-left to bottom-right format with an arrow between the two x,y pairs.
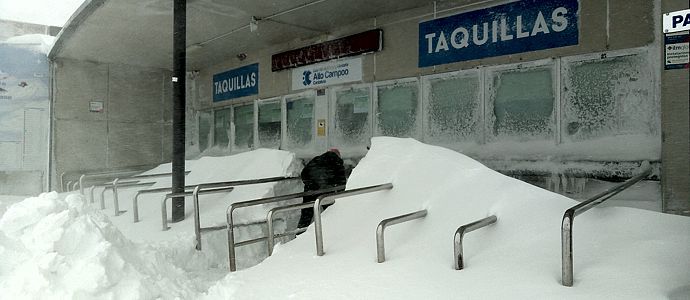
0,0 -> 86,27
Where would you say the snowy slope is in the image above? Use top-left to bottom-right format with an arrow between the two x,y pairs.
205,137 -> 690,299
0,139 -> 688,299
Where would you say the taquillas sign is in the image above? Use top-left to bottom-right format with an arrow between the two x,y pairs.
418,0 -> 579,67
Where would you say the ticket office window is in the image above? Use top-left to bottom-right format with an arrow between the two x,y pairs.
258,99 -> 281,149
198,110 -> 212,152
562,53 -> 656,142
285,94 -> 315,149
375,79 -> 420,138
486,63 -> 556,142
233,103 -> 254,149
424,71 -> 482,144
330,85 -> 372,148
213,107 -> 232,148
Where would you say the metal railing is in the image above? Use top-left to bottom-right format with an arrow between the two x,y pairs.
97,180 -> 150,212
226,185 -> 346,271
193,185 -> 240,250
454,215 -> 497,270
314,183 -> 394,256
376,209 -> 427,263
561,165 -> 652,287
266,202 -> 313,256
80,171 -> 186,196
161,185 -> 235,231
134,176 -> 298,223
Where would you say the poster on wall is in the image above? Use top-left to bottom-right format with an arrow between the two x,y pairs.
664,33 -> 689,70
291,57 -> 362,91
418,0 -> 579,67
213,63 -> 259,102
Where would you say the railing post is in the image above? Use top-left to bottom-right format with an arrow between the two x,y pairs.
113,178 -> 120,216
66,181 -> 72,191
227,205 -> 237,271
376,209 -> 428,263
314,195 -> 327,256
266,209 -> 277,256
453,215 -> 497,270
59,172 -> 66,192
79,174 -> 85,195
562,210 -> 574,287
161,195 -> 171,231
89,186 -> 97,204
133,192 -> 141,222
100,186 -> 108,210
193,186 -> 202,250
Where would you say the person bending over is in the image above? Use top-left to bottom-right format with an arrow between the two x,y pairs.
297,148 -> 347,229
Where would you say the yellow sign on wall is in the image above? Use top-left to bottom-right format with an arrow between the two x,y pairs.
317,119 -> 326,136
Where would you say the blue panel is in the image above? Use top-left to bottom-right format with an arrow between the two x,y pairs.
418,0 -> 579,67
212,63 -> 259,102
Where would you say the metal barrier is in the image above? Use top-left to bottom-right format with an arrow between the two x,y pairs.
314,183 -> 394,256
79,171 -> 186,197
193,185 -> 239,250
133,176 -> 298,223
98,180 -> 142,210
112,179 -> 156,216
161,185 -> 235,231
454,215 -> 497,270
226,185 -> 345,271
266,202 -> 314,256
561,165 -> 652,287
376,209 -> 427,263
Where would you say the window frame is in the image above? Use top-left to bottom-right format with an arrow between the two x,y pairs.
373,76 -> 422,139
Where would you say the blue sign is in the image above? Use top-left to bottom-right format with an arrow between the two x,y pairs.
213,63 -> 258,102
419,0 -> 579,67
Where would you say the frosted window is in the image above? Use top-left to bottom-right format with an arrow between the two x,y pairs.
489,68 -> 554,140
213,108 -> 231,148
563,55 -> 655,141
198,110 -> 212,152
258,101 -> 281,149
286,96 -> 314,148
376,82 -> 418,137
233,104 -> 254,149
333,87 -> 371,146
425,74 -> 481,143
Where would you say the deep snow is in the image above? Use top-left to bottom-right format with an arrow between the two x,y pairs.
1,138 -> 688,299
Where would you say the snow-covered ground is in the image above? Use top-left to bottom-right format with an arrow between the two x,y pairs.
1,138 -> 689,299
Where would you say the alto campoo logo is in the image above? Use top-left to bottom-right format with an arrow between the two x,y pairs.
302,70 -> 312,86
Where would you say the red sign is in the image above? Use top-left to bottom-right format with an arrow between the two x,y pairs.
271,29 -> 383,72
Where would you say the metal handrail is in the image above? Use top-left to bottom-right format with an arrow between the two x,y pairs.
454,215 -> 497,270
314,183 -> 394,256
266,202 -> 315,256
226,185 -> 346,271
112,178 -> 156,216
161,186 -> 235,231
193,185 -> 236,250
79,171 -> 188,196
376,209 -> 427,263
561,165 -> 652,287
133,176 -> 297,223
97,180 -> 147,211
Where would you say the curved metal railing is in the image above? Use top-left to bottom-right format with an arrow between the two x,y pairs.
314,183 -> 394,256
376,209 -> 427,263
561,165 -> 652,287
266,202 -> 314,256
226,185 -> 345,271
453,215 -> 497,270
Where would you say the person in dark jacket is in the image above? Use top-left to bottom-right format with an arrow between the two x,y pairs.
297,148 -> 347,229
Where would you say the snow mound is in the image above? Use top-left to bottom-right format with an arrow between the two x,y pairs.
0,192 -> 202,299
205,137 -> 690,299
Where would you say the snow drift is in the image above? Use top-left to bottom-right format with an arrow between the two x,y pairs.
205,137 -> 690,299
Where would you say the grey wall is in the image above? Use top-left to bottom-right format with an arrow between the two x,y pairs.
0,19 -> 60,40
51,58 -> 172,188
661,0 -> 690,215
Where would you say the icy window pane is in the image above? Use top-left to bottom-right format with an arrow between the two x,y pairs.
489,68 -> 554,140
376,82 -> 418,137
258,101 -> 281,149
425,74 -> 481,143
213,107 -> 231,148
563,55 -> 656,141
233,104 -> 254,149
333,87 -> 370,146
286,96 -> 314,148
198,110 -> 212,152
